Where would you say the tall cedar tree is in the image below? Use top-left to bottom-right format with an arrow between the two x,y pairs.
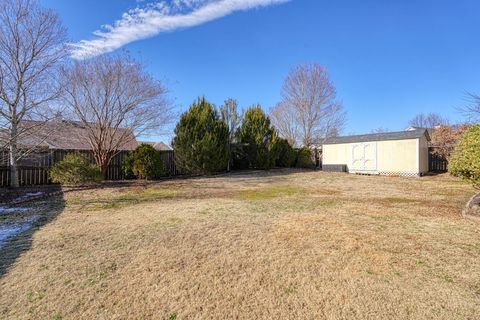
237,105 -> 277,169
271,137 -> 295,167
172,98 -> 229,174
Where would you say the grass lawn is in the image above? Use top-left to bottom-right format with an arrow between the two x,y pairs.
1,170 -> 480,319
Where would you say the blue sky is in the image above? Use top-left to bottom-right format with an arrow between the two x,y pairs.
41,0 -> 480,139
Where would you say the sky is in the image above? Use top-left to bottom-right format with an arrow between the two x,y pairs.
41,0 -> 480,141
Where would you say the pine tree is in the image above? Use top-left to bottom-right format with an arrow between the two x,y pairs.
237,105 -> 277,169
172,97 -> 230,174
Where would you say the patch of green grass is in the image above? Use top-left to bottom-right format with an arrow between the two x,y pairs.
72,186 -> 183,211
283,284 -> 297,295
38,264 -> 49,271
50,314 -> 62,320
166,312 -> 177,320
236,186 -> 307,201
26,289 -> 46,302
444,275 -> 454,283
26,290 -> 34,302
101,203 -> 121,210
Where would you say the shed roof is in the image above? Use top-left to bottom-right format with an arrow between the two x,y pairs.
323,129 -> 430,145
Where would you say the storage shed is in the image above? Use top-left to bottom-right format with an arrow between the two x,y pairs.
322,129 -> 430,176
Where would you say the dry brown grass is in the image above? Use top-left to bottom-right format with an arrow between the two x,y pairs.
1,170 -> 480,319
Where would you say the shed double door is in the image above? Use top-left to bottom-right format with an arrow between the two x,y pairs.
351,142 -> 377,172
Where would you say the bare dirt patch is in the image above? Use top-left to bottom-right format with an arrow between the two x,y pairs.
0,170 -> 479,319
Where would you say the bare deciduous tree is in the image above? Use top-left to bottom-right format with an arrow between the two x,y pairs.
431,124 -> 470,159
272,63 -> 346,147
270,102 -> 298,146
62,53 -> 173,177
460,93 -> 480,123
371,127 -> 390,134
219,98 -> 242,171
408,112 -> 448,129
0,0 -> 67,187
219,98 -> 242,144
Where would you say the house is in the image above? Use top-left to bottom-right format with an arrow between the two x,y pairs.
0,120 -> 139,185
139,141 -> 172,151
12,120 -> 138,151
322,129 -> 430,176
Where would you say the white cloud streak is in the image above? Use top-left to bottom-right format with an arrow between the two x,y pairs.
70,0 -> 290,59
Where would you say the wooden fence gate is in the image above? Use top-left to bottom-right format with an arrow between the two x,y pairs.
428,150 -> 448,172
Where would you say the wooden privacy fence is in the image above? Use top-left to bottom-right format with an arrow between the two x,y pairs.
0,149 -> 178,187
428,147 -> 448,172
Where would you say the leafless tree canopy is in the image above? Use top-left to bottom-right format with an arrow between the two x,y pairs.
271,63 -> 346,147
408,112 -> 448,129
62,53 -> 173,175
371,127 -> 390,134
219,98 -> 242,144
0,0 -> 67,187
270,102 -> 298,146
431,124 -> 470,159
460,93 -> 480,123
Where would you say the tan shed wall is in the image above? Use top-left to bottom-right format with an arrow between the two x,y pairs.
376,139 -> 418,173
323,138 -> 422,175
418,135 -> 429,174
322,143 -> 351,166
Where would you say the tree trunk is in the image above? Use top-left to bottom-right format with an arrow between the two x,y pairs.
101,164 -> 108,180
9,125 -> 19,188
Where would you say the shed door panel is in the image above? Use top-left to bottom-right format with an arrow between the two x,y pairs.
351,142 -> 377,171
351,144 -> 364,170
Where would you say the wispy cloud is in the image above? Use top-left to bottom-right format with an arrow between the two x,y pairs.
70,0 -> 290,59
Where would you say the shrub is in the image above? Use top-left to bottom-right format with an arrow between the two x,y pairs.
449,125 -> 480,188
295,147 -> 314,169
132,144 -> 165,180
123,145 -> 165,180
231,143 -> 249,170
172,97 -> 229,174
50,153 -> 102,185
237,105 -> 276,169
122,151 -> 135,179
271,137 -> 295,167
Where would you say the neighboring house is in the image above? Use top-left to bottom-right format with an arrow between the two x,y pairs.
322,129 -> 430,176
0,120 -> 139,185
138,141 -> 172,151
12,120 -> 138,151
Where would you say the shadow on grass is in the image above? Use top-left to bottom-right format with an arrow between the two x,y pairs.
0,191 -> 65,279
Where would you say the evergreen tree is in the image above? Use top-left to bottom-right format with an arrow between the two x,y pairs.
449,125 -> 480,188
237,105 -> 277,169
122,144 -> 165,180
132,144 -> 165,180
172,97 -> 229,174
271,137 -> 295,167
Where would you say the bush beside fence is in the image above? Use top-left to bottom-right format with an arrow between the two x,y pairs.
0,149 -> 178,187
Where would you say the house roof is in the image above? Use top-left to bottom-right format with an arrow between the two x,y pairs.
139,141 -> 172,151
1,120 -> 138,151
323,129 -> 430,145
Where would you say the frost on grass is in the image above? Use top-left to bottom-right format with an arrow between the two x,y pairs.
0,206 -> 32,215
14,192 -> 44,202
0,216 -> 39,248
